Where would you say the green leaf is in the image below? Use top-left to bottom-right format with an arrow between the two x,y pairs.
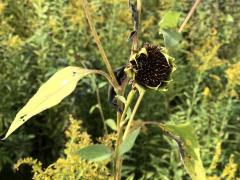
159,11 -> 180,29
115,95 -> 127,104
77,144 -> 112,162
89,104 -> 100,114
105,119 -> 117,131
226,14 -> 234,22
2,66 -> 97,140
119,127 -> 141,156
162,123 -> 206,180
161,29 -> 182,49
125,107 -> 132,121
159,11 -> 181,50
98,82 -> 107,88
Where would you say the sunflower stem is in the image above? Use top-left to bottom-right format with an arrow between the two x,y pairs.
123,88 -> 145,140
114,89 -> 136,180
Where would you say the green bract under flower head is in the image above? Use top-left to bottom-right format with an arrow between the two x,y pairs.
125,43 -> 176,91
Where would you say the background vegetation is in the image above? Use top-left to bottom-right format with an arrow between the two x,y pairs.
0,0 -> 239,179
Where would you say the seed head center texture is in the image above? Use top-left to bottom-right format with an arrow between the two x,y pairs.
132,44 -> 173,88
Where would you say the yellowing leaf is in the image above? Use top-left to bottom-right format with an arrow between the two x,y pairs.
162,123 -> 206,180
2,66 -> 94,140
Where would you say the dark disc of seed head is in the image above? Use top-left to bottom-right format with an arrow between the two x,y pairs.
133,44 -> 173,88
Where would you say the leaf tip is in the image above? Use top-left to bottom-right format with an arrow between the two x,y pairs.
0,134 -> 7,141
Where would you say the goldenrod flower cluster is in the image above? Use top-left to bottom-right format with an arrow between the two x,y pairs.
225,62 -> 240,88
208,141 -> 239,180
14,116 -> 114,180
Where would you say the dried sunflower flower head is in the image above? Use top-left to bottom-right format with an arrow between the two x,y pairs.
125,43 -> 176,91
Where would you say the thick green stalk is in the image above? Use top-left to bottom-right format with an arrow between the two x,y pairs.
119,89 -> 137,128
114,89 -> 136,180
114,1 -> 142,177
115,89 -> 145,180
123,89 -> 145,140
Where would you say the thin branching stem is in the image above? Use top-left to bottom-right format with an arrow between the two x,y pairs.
82,0 -> 119,90
96,86 -> 108,134
131,0 -> 142,54
219,86 -> 232,138
87,69 -> 117,91
178,0 -> 201,33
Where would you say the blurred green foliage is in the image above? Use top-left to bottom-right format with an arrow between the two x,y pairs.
0,0 -> 240,179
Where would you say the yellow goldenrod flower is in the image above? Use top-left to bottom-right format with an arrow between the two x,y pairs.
14,116 -> 113,179
209,141 -> 222,170
225,62 -> 240,87
209,74 -> 221,82
5,35 -> 23,48
14,157 -> 43,174
207,176 -> 220,180
221,154 -> 238,180
48,16 -> 58,32
203,87 -> 210,97
0,1 -> 6,15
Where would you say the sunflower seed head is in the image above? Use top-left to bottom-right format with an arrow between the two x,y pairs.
127,43 -> 175,91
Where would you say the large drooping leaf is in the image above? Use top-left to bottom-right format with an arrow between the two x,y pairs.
77,144 -> 112,162
118,127 -> 141,156
2,66 -> 97,140
159,11 -> 182,50
161,123 -> 206,180
159,11 -> 180,29
161,29 -> 182,49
